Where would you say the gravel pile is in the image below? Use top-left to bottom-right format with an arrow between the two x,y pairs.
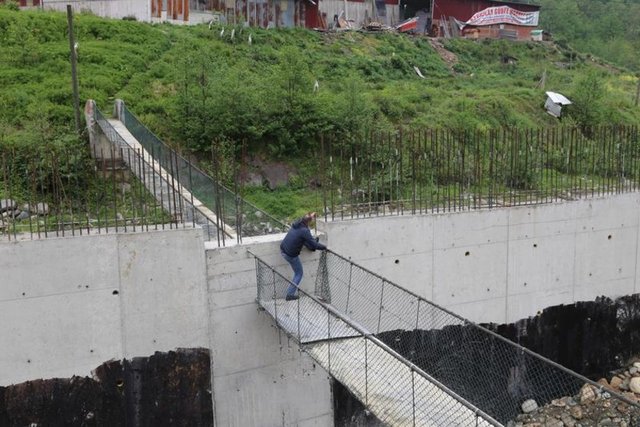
509,361 -> 640,427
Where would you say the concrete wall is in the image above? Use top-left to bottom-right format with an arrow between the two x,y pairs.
0,228 -> 208,386
320,193 -> 640,324
44,0 -> 151,21
7,192 -> 638,424
206,237 -> 333,427
1,226 -> 332,426
320,0 -> 400,27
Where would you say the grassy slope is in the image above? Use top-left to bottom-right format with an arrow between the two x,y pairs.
1,7 -> 639,219
1,8 -> 637,134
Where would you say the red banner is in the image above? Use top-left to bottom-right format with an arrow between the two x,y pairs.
465,6 -> 539,27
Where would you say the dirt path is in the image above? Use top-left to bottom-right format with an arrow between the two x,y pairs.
428,38 -> 458,72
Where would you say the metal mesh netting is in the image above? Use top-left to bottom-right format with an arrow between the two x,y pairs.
120,105 -> 286,238
314,251 -> 640,425
94,109 -> 231,239
253,254 -> 499,427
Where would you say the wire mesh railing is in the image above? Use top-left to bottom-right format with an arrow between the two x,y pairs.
313,250 -> 640,425
94,108 -> 235,242
118,101 -> 286,239
316,126 -> 640,221
252,252 -> 500,427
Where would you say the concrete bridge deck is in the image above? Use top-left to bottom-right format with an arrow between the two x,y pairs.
95,113 -> 236,239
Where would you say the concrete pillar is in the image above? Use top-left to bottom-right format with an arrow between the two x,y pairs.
85,99 -> 126,181
114,99 -> 126,123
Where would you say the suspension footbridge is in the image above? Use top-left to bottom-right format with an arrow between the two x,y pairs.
252,251 -> 640,427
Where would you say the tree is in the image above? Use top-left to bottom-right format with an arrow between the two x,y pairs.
569,71 -> 606,133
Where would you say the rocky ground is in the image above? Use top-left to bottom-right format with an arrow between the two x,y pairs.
509,360 -> 640,427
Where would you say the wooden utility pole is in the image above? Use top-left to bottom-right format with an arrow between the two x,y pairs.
67,5 -> 81,134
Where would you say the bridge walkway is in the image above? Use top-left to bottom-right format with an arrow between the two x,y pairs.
87,99 -> 287,245
253,251 -> 640,427
106,117 -> 236,238
254,252 -> 498,427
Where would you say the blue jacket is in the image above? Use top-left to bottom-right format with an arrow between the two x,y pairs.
280,217 -> 327,257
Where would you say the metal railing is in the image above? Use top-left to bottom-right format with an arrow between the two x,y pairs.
0,113 -> 195,241
95,108 -> 234,243
313,250 -> 640,425
118,102 -> 287,239
253,252 -> 500,426
316,126 -> 640,221
1,101 -> 286,244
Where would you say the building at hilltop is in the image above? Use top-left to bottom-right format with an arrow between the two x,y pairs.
9,0 -> 400,29
399,0 -> 540,40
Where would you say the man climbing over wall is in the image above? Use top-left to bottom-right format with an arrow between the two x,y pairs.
280,212 -> 327,301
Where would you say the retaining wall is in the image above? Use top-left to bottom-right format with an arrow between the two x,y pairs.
0,227 -> 208,386
0,228 -> 331,426
320,193 -> 640,324
5,193 -> 640,424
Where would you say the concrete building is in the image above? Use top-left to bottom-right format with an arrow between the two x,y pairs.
399,0 -> 540,39
12,0 -> 399,28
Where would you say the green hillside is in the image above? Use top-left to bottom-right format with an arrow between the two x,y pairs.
539,0 -> 640,72
0,5 -> 639,218
1,6 -> 638,153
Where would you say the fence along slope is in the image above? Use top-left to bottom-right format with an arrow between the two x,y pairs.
315,126 -> 640,221
252,252 -> 499,427
314,250 -> 640,425
1,107 -> 196,241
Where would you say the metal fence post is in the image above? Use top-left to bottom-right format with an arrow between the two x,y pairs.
377,279 -> 385,334
272,268 -> 278,323
346,262 -> 353,314
255,257 -> 261,301
327,309 -> 331,375
364,337 -> 369,406
412,368 -> 416,427
297,297 -> 301,342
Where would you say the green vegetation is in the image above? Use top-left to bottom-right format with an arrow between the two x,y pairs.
540,0 -> 640,72
0,5 -> 639,220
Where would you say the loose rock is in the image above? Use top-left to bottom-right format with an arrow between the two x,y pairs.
628,377 -> 640,394
35,202 -> 49,216
570,404 -> 583,420
580,384 -> 597,404
15,211 -> 29,220
521,399 -> 538,413
611,376 -> 623,389
0,199 -> 17,213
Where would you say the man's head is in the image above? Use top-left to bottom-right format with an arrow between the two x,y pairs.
302,211 -> 317,226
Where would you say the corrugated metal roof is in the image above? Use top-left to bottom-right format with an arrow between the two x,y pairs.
545,91 -> 572,105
